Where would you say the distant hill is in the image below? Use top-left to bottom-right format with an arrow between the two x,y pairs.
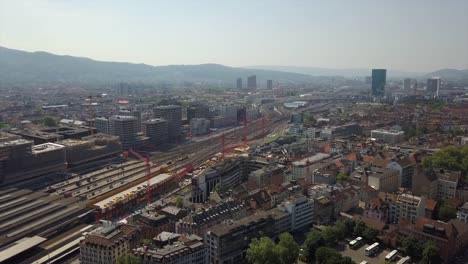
0,46 -> 316,87
244,65 -> 423,78
425,68 -> 468,80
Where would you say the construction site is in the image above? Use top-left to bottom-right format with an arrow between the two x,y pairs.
0,135 -> 67,186
59,134 -> 122,167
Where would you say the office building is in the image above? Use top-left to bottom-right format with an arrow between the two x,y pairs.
219,104 -> 238,126
320,123 -> 362,139
95,117 -> 110,134
205,210 -> 281,264
267,79 -> 273,90
427,77 -> 441,98
371,128 -> 405,143
143,119 -> 168,148
236,78 -> 242,89
277,194 -> 314,230
247,75 -> 257,89
153,105 -> 182,141
371,69 -> 387,96
367,167 -> 399,193
403,78 -> 411,90
386,157 -> 416,189
0,137 -> 66,186
119,109 -> 142,132
80,222 -> 141,264
190,118 -> 211,136
187,104 -> 210,121
109,115 -> 138,149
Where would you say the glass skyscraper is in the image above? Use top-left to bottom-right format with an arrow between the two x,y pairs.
371,69 -> 387,96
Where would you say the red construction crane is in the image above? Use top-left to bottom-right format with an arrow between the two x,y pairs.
129,149 -> 153,204
88,95 -> 94,136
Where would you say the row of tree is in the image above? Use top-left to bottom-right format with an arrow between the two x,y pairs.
423,146 -> 468,174
301,219 -> 379,263
247,218 -> 381,264
247,233 -> 299,264
399,236 -> 439,263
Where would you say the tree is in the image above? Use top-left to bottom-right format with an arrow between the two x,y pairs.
247,237 -> 280,264
336,172 -> 348,184
422,240 -> 439,264
400,236 -> 423,259
423,146 -> 468,173
439,204 -> 457,221
175,197 -> 184,208
315,247 -> 341,264
353,221 -> 366,237
343,219 -> 356,236
277,233 -> 299,264
333,220 -> 348,240
43,116 -> 57,127
117,253 -> 142,264
140,238 -> 151,246
301,229 -> 324,262
322,226 -> 338,246
362,227 -> 379,241
407,127 -> 416,138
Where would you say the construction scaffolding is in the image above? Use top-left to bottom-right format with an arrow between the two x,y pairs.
59,134 -> 122,166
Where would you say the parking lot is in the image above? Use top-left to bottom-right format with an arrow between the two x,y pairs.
339,242 -> 406,264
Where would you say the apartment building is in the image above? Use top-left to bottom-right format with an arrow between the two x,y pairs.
277,194 -> 314,230
133,233 -> 207,264
80,222 -> 141,264
434,169 -> 460,200
457,202 -> 468,223
393,193 -> 426,223
205,211 -> 277,264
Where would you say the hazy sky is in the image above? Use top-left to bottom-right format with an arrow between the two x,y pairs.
1,0 -> 467,72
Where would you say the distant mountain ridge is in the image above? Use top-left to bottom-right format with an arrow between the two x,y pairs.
0,46 -> 316,87
246,65 -> 468,80
424,68 -> 468,79
244,65 -> 422,78
0,46 -> 466,87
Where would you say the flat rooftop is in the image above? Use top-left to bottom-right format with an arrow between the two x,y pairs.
0,139 -> 32,148
94,173 -> 173,209
0,188 -> 87,251
293,153 -> 330,166
0,236 -> 47,263
31,142 -> 65,153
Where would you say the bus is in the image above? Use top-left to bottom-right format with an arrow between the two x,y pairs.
397,256 -> 411,264
349,236 -> 363,249
385,250 -> 398,261
365,242 -> 380,256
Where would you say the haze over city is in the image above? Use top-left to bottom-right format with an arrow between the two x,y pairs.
1,0 -> 468,72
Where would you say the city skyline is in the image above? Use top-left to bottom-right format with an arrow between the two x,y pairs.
1,0 -> 468,72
